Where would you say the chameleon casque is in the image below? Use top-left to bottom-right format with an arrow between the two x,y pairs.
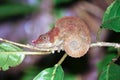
32,16 -> 91,58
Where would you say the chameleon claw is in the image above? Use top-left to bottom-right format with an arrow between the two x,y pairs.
57,49 -> 61,53
51,49 -> 55,53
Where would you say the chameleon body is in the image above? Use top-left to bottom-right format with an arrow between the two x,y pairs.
32,17 -> 91,58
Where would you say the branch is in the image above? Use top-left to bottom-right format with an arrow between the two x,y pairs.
0,38 -> 51,52
0,52 -> 50,55
1,37 -> 120,55
57,53 -> 67,65
90,42 -> 120,48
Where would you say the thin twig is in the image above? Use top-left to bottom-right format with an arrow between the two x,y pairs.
96,28 -> 102,42
0,38 -> 51,52
57,53 -> 67,65
0,52 -> 51,55
1,37 -> 120,55
90,42 -> 120,48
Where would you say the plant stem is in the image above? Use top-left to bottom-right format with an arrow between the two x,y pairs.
1,37 -> 120,55
0,38 -> 51,52
96,28 -> 102,42
0,52 -> 50,55
117,48 -> 120,57
90,42 -> 120,48
57,53 -> 67,65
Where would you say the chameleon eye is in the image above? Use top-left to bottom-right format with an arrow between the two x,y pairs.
41,35 -> 49,42
42,36 -> 47,39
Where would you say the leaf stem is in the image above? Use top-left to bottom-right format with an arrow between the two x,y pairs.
57,53 -> 67,65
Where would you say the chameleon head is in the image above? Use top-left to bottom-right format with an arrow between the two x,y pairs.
32,27 -> 61,48
32,33 -> 53,48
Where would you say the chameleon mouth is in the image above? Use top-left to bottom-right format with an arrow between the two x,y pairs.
35,43 -> 54,48
33,40 -> 64,53
32,39 -> 53,48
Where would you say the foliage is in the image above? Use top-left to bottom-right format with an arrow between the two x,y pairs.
53,0 -> 73,6
33,65 -> 64,80
101,0 -> 120,32
0,4 -> 36,20
22,66 -> 77,80
21,67 -> 41,80
99,0 -> 120,79
0,43 -> 25,71
97,53 -> 117,73
99,63 -> 120,80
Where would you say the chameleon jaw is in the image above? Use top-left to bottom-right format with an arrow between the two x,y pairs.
35,40 -> 64,53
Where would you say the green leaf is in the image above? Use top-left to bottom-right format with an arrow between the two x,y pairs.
0,4 -> 36,19
101,0 -> 120,32
99,63 -> 120,80
102,0 -> 120,22
53,9 -> 65,19
33,65 -> 64,80
101,17 -> 120,32
21,67 -> 41,80
0,43 -> 25,71
97,53 -> 117,73
53,0 -> 73,6
64,73 -> 77,80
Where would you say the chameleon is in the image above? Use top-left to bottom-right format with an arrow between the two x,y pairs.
32,16 -> 91,58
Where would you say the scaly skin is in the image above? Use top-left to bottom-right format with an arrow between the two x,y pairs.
32,17 -> 91,58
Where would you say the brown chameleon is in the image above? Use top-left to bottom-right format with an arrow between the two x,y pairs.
32,16 -> 91,58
